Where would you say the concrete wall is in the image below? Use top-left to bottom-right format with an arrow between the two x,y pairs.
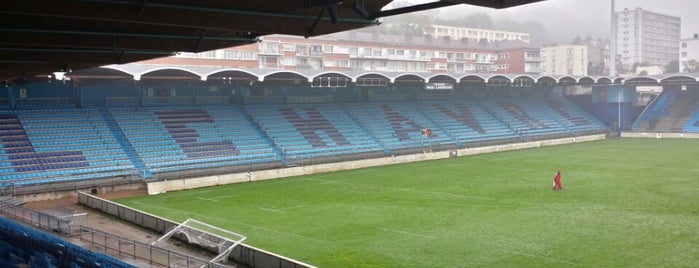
147,134 -> 607,194
77,192 -> 316,268
621,132 -> 699,139
16,180 -> 145,203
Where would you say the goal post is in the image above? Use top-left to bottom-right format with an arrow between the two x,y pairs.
152,218 -> 246,264
57,212 -> 88,235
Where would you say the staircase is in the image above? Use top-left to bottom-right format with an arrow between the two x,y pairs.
652,93 -> 694,132
338,103 -> 390,154
0,196 -> 25,206
98,108 -> 152,179
239,105 -> 289,165
635,120 -> 652,132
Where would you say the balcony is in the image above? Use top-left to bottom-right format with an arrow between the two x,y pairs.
524,55 -> 541,61
525,67 -> 542,74
258,49 -> 281,55
259,62 -> 281,69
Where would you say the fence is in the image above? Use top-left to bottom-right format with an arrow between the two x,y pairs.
77,191 -> 317,268
78,226 -> 230,268
0,199 -> 85,235
14,97 -> 73,108
0,217 -> 134,268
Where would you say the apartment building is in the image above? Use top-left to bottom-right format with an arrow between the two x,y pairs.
140,32 -> 540,75
615,7 -> 680,68
679,34 -> 699,72
431,24 -> 530,43
540,45 -> 588,76
587,39 -> 610,76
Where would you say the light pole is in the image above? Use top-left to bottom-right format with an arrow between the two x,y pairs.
618,89 -> 622,134
610,0 -> 616,77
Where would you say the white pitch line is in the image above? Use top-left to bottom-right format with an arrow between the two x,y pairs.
259,207 -> 287,213
129,201 -> 339,246
195,197 -> 219,202
301,177 -> 496,201
503,249 -> 579,266
378,227 -> 434,239
210,194 -> 239,200
278,204 -> 304,211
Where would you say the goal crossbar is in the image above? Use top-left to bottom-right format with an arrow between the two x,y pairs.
152,218 -> 246,264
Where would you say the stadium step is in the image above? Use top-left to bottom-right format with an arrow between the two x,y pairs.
98,108 -> 152,179
0,196 -> 26,207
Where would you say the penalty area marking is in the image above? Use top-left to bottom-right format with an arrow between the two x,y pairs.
130,201 -> 338,247
211,194 -> 239,200
378,227 -> 434,239
503,249 -> 579,266
259,207 -> 287,213
195,196 -> 219,202
259,205 -> 305,213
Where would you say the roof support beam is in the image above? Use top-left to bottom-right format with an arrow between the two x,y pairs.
0,29 -> 257,52
0,1 -> 378,36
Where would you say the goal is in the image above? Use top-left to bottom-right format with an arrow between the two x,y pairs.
152,218 -> 247,264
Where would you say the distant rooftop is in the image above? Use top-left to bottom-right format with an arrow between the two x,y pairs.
293,31 -> 535,51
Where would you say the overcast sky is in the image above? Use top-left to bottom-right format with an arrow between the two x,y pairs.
394,0 -> 699,39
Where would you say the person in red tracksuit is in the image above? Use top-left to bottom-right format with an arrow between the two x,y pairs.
552,170 -> 562,191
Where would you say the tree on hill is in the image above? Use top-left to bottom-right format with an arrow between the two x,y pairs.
380,12 -> 434,36
682,59 -> 699,73
444,12 -> 494,29
665,60 -> 679,73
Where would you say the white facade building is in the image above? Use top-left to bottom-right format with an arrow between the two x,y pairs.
431,25 -> 530,43
615,8 -> 680,69
679,34 -> 699,72
540,45 -> 588,76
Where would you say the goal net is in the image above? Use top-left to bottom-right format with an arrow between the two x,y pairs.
152,218 -> 246,264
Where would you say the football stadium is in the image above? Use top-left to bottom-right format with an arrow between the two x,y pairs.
1,1 -> 699,267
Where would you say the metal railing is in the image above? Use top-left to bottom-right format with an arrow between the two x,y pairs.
15,97 -> 73,107
78,226 -> 231,268
0,199 -> 85,235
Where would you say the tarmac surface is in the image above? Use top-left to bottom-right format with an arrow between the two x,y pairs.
22,189 -> 224,267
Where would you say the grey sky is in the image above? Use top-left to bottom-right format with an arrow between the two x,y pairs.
394,0 -> 699,39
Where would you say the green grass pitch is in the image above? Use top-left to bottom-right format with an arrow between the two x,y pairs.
116,138 -> 699,267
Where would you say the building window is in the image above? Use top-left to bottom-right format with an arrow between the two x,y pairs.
240,51 -> 256,60
177,52 -> 197,58
260,42 -> 279,54
310,45 -> 322,55
681,42 -> 687,48
198,51 -> 216,58
682,52 -> 687,58
296,58 -> 309,68
282,57 -> 295,66
283,43 -> 295,51
323,45 -> 334,53
224,50 -> 238,59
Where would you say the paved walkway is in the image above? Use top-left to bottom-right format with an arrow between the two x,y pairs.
22,190 -> 222,267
